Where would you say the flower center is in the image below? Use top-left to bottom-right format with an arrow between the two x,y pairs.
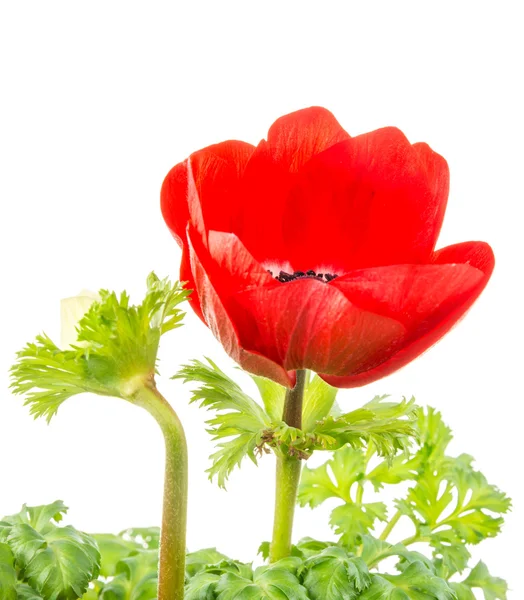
267,269 -> 339,283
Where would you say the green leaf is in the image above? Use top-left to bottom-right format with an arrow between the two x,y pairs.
258,539 -> 332,562
10,274 -> 188,421
80,581 -> 104,600
185,557 -> 254,599
214,563 -> 309,600
1,501 -> 68,544
311,396 -> 418,458
417,407 -> 453,464
462,561 -> 508,600
358,535 -> 433,572
6,524 -> 100,600
185,572 -> 222,600
92,534 -> 139,578
449,583 -> 476,600
299,546 -> 370,600
301,375 -> 338,433
366,453 -> 419,491
330,503 -> 387,548
397,451 -> 510,572
0,543 -> 17,600
185,548 -> 230,578
1,502 -> 100,600
15,585 -> 43,600
294,539 -> 333,560
298,446 -> 366,508
258,557 -> 303,576
175,359 -> 271,487
360,562 -> 456,600
99,550 -> 158,600
297,447 -> 389,547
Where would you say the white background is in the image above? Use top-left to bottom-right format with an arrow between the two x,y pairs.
1,2 -> 522,597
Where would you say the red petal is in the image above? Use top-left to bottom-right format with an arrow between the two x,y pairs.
180,243 -> 204,322
233,108 -> 351,264
321,241 -> 494,387
161,140 -> 255,246
230,277 -> 406,376
161,161 -> 188,247
282,129 -> 449,272
206,229 -> 278,294
187,227 -> 294,388
266,106 -> 350,172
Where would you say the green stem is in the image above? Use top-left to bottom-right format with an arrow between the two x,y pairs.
269,369 -> 307,563
379,510 -> 401,541
400,533 -> 429,546
133,379 -> 188,600
355,484 -> 364,505
270,455 -> 302,562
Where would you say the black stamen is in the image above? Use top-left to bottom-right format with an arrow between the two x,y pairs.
272,270 -> 340,283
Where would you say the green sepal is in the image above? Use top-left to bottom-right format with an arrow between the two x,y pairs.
301,374 -> 338,432
250,375 -> 285,423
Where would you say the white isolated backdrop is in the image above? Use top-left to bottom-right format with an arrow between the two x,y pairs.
0,1 -> 522,597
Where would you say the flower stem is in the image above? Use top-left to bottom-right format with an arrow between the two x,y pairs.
133,379 -> 188,600
269,369 -> 307,563
379,509 -> 401,541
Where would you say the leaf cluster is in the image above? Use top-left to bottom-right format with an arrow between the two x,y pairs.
10,274 -> 188,422
185,539 -> 507,600
296,407 -> 510,598
175,361 -> 419,487
0,501 -> 100,600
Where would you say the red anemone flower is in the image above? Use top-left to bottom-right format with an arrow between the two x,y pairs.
161,107 -> 494,389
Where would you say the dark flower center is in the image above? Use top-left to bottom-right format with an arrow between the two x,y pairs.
267,269 -> 339,283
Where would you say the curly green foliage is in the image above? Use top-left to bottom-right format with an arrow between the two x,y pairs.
361,561 -> 456,600
388,410 -> 511,575
10,273 -> 189,421
298,446 -> 389,547
175,359 -> 272,488
187,556 -> 309,600
296,407 -> 509,598
184,542 -> 467,600
0,502 -> 100,600
310,396 -> 419,456
176,361 -> 420,486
